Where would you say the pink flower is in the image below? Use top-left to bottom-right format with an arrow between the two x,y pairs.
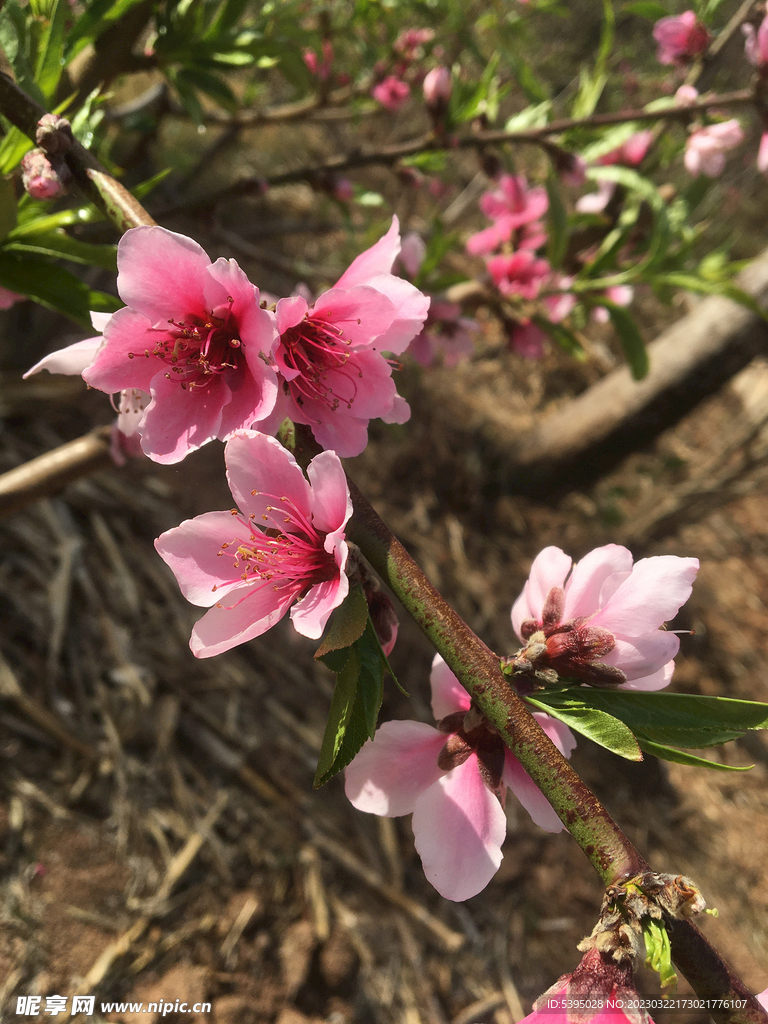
372,76 -> 411,111
345,654 -> 576,901
0,286 -> 22,310
423,66 -> 451,109
511,545 -> 699,689
576,179 -> 617,215
466,175 -> 549,256
408,301 -> 478,366
263,216 -> 429,457
758,133 -> 768,176
303,39 -> 333,80
653,11 -> 709,66
155,430 -> 351,658
77,226 -> 277,463
674,84 -> 699,107
757,988 -> 768,1011
592,284 -> 635,324
598,130 -> 653,168
487,251 -> 551,300
684,120 -> 744,178
743,16 -> 768,67
394,27 -> 434,60
510,320 -> 546,359
522,948 -> 655,1024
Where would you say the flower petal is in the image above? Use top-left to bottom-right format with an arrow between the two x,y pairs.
502,751 -> 564,833
334,216 -> 400,289
189,580 -> 296,657
430,655 -> 471,719
24,336 -> 102,378
412,754 -> 507,900
155,511 -> 249,607
290,572 -> 348,639
511,546 -> 572,639
602,631 -> 680,680
139,371 -> 225,463
592,556 -> 699,634
344,720 -> 446,815
224,430 -> 313,529
563,544 -> 634,621
117,226 -> 211,325
82,306 -> 164,393
307,450 -> 353,534
621,660 -> 674,691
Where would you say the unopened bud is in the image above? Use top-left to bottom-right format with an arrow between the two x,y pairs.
35,114 -> 73,156
21,148 -> 71,201
423,66 -> 451,112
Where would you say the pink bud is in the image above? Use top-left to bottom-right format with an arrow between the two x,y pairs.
372,75 -> 411,111
20,148 -> 70,200
653,11 -> 710,65
674,84 -> 699,107
35,113 -> 73,155
743,16 -> 768,67
423,66 -> 451,109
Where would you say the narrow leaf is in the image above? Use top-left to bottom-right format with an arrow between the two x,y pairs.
637,738 -> 753,773
314,585 -> 369,660
526,697 -> 643,761
604,300 -> 648,379
314,648 -> 361,786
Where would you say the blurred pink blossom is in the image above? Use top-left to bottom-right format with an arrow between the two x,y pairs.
0,286 -> 22,310
487,251 -> 550,300
155,430 -> 352,657
466,175 -> 548,256
259,216 -> 429,457
674,84 -> 699,107
511,544 -> 699,689
592,284 -> 635,323
423,66 -> 451,109
372,76 -> 411,111
510,320 -> 546,359
653,11 -> 709,65
743,16 -> 768,66
575,179 -> 616,215
345,654 -> 575,901
684,120 -> 744,177
408,301 -> 478,366
394,27 -> 434,60
759,133 -> 768,176
598,130 -> 653,167
303,39 -> 333,80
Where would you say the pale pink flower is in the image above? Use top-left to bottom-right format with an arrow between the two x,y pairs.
598,130 -> 653,168
303,39 -> 333,80
466,175 -> 549,256
511,544 -> 699,689
423,66 -> 451,109
24,314 -> 150,461
575,178 -> 616,216
76,226 -> 277,463
684,120 -> 744,177
487,251 -> 551,300
372,76 -> 411,111
523,948 -> 655,1024
674,84 -> 699,107
510,320 -> 546,359
758,133 -> 768,176
408,301 -> 478,366
757,988 -> 768,1011
653,11 -> 709,66
155,430 -> 351,658
345,654 -> 575,901
592,284 -> 635,324
261,216 -> 429,457
397,232 -> 427,278
743,16 -> 768,67
394,27 -> 434,60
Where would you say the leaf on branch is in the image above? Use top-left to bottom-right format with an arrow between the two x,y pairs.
602,300 -> 649,380
525,696 -> 643,761
0,252 -> 119,325
314,585 -> 369,661
314,617 -> 390,787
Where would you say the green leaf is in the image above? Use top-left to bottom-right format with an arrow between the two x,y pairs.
532,316 -> 585,359
0,177 -> 18,242
0,251 -> 117,325
653,273 -> 768,322
315,585 -> 369,661
644,918 -> 677,991
4,233 -> 117,270
504,100 -> 552,133
545,173 -> 568,268
0,125 -> 34,176
636,737 -> 753,772
572,689 -> 768,738
623,1 -> 669,18
603,300 -> 648,379
314,647 -> 364,786
67,0 -> 146,56
35,0 -> 66,101
526,697 -> 643,761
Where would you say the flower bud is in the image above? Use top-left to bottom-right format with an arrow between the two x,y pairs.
423,66 -> 451,111
20,148 -> 71,201
35,114 -> 73,156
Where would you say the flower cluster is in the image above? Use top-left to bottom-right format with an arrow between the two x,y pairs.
26,219 -> 429,462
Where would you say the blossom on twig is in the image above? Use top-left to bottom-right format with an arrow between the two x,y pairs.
653,11 -> 709,66
345,654 -> 575,901
684,120 -> 744,178
511,544 -> 699,689
155,430 -> 352,658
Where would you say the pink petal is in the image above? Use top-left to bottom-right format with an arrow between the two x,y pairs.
91,310 -> 112,332
83,306 -> 164,393
139,372 -> 225,463
363,274 -> 431,354
602,631 -> 680,679
224,430 -> 313,530
190,580 -> 297,657
304,406 -> 372,458
592,556 -> 699,635
412,754 -> 507,901
334,216 -> 400,289
563,544 -> 634,621
534,712 -> 577,758
502,752 -> 564,833
154,511 -> 248,607
217,364 -> 278,439
24,336 -> 102,378
430,655 -> 472,719
381,394 -> 411,424
313,286 -> 398,346
275,294 -> 309,335
511,547 -> 572,639
117,226 -> 211,325
307,450 -> 353,534
621,660 -> 674,691
344,720 -> 447,815
755,988 -> 767,1011
290,572 -> 348,638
